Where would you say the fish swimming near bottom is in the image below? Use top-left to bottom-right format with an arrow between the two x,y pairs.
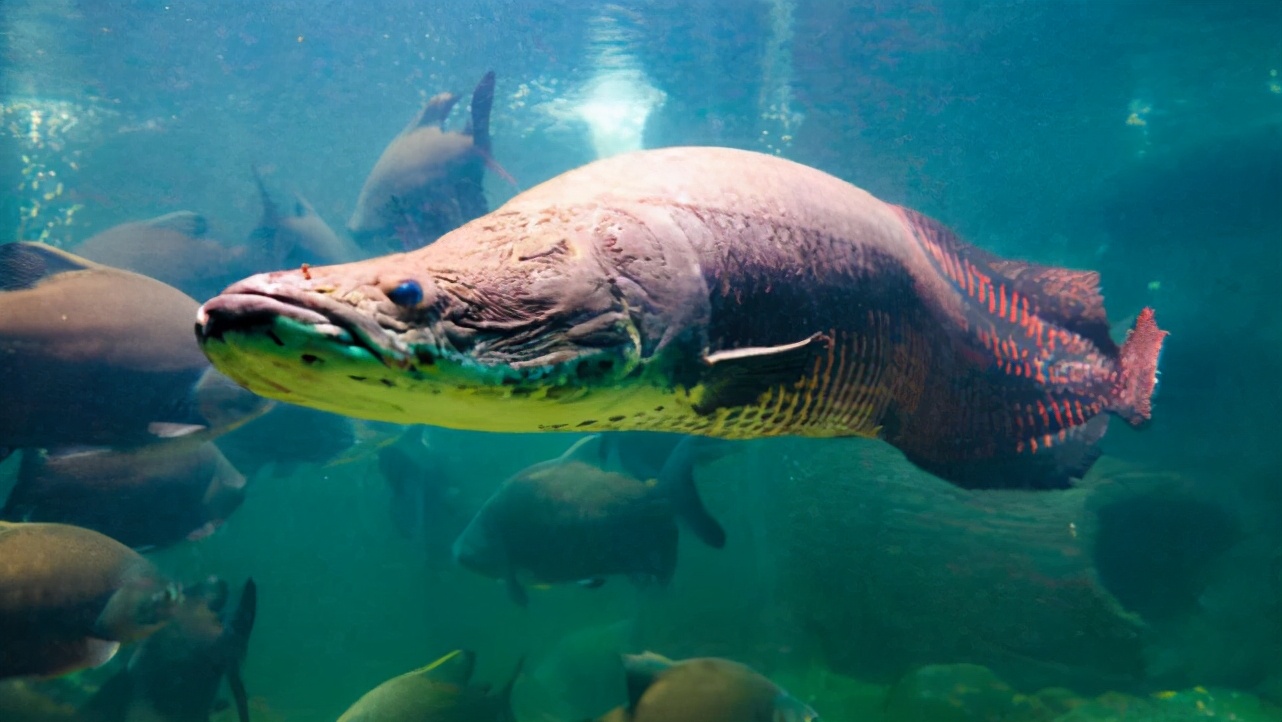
452,433 -> 727,607
2,442 -> 247,551
80,577 -> 258,722
592,652 -> 819,722
336,649 -> 520,722
195,146 -> 1167,491
0,522 -> 182,680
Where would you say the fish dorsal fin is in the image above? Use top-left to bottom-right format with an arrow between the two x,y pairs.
469,71 -> 496,153
251,165 -> 279,223
145,210 -> 208,238
558,434 -> 608,465
416,649 -> 476,685
0,242 -> 93,290
292,193 -> 317,218
405,92 -> 461,134
894,206 -> 1116,353
622,652 -> 674,712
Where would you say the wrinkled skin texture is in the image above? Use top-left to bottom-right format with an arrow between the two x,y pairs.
197,147 -> 1161,491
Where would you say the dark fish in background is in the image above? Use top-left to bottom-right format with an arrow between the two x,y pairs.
347,71 -> 496,249
0,521 -> 182,680
377,427 -> 468,571
452,434 -> 727,607
336,649 -> 520,722
0,242 -> 269,461
214,402 -> 356,479
593,652 -> 818,722
71,211 -> 257,300
3,442 -> 247,551
80,578 -> 257,722
249,165 -> 363,267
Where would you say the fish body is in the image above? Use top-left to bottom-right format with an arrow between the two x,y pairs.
73,212 -> 251,299
2,442 -> 246,550
215,403 -> 356,479
452,434 -> 725,606
347,72 -> 495,248
596,652 -> 818,722
80,578 -> 258,722
336,649 -> 519,722
377,427 -> 467,570
0,242 -> 267,455
0,522 -> 181,679
196,147 -> 1167,491
251,167 -> 362,266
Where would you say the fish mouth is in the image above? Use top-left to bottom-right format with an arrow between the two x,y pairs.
196,286 -> 413,370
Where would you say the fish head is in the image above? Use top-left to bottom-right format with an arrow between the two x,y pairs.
96,570 -> 184,642
451,509 -> 507,577
194,205 -> 704,432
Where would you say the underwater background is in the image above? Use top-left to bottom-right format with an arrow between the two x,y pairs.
1,1 -> 1280,720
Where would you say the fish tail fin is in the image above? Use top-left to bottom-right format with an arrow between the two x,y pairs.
226,578 -> 258,722
494,655 -> 525,722
659,436 -> 727,549
1111,307 -> 1168,426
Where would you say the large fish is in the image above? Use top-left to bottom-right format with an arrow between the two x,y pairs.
0,242 -> 268,459
347,71 -> 496,248
80,578 -> 257,722
195,147 -> 1167,491
0,521 -> 182,679
336,649 -> 520,722
3,442 -> 247,551
250,166 -> 363,267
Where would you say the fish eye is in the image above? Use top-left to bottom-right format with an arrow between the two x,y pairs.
387,280 -> 424,308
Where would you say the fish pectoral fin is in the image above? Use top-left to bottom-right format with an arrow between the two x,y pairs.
505,572 -> 530,608
0,242 -> 93,291
145,210 -> 208,237
695,333 -> 832,415
147,422 -> 207,439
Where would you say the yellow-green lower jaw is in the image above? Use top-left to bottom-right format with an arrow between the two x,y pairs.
197,314 -> 669,433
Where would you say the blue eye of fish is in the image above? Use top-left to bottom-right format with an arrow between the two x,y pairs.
387,281 -> 423,308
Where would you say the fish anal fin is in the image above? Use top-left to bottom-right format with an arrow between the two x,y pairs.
695,333 -> 831,415
145,210 -> 208,238
894,206 -> 1116,352
408,92 -> 461,133
0,242 -> 92,290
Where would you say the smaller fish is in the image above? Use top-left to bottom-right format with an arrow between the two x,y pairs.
377,427 -> 469,572
3,442 -> 247,551
249,165 -> 363,267
336,649 -> 521,722
593,652 -> 819,722
452,433 -> 727,607
80,577 -> 257,722
215,403 -> 356,479
0,522 -> 183,680
347,71 -> 496,249
72,211 -> 253,300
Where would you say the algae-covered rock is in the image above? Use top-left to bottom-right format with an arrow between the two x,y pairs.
885,663 -> 1050,722
1054,686 -> 1282,721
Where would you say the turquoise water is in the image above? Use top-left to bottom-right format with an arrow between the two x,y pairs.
1,1 -> 1280,721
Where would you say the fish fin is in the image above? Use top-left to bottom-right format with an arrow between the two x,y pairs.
148,422 -> 207,438
41,445 -> 113,462
227,665 -> 251,722
621,653 -> 673,712
469,71 -> 496,153
493,655 -> 525,722
188,576 -> 230,612
558,434 -> 608,464
505,571 -> 530,608
144,210 -> 208,238
894,206 -> 1116,352
659,437 -> 726,548
0,241 -> 92,290
695,333 -> 832,415
1110,307 -> 1168,426
903,413 -> 1109,491
406,92 -> 461,133
578,577 -> 608,589
414,649 -> 477,685
292,193 -> 316,218
228,578 -> 258,649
